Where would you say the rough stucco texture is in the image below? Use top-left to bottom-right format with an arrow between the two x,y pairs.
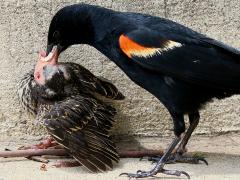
0,0 -> 239,141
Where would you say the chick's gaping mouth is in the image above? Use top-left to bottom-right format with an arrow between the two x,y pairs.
34,46 -> 59,85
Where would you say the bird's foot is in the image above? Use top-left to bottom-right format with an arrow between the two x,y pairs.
174,153 -> 208,165
18,137 -> 58,150
144,152 -> 208,165
120,166 -> 190,179
52,160 -> 81,168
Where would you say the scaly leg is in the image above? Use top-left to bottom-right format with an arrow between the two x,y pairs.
120,137 -> 190,178
147,112 -> 208,165
53,160 -> 81,168
173,112 -> 207,165
120,113 -> 190,179
17,137 -> 82,167
17,137 -> 58,163
176,112 -> 200,154
18,137 -> 58,150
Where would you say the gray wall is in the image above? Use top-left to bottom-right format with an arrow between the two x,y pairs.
0,0 -> 239,141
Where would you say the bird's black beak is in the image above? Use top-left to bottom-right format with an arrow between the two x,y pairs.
46,44 -> 64,56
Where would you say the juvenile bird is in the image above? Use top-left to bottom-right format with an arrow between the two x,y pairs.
44,3 -> 240,178
17,48 -> 125,172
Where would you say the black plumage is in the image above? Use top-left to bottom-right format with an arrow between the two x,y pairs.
17,59 -> 124,172
44,3 -> 240,178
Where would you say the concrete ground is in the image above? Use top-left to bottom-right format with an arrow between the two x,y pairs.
0,133 -> 240,180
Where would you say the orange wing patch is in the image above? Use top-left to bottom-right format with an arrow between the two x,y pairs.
119,34 -> 182,58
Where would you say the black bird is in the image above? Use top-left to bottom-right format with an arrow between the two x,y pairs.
44,3 -> 240,178
17,48 -> 125,172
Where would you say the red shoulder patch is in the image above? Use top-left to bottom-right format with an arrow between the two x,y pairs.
119,34 -> 182,59
119,34 -> 160,58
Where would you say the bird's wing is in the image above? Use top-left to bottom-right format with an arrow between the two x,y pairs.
94,76 -> 125,100
119,28 -> 240,90
42,95 -> 119,172
69,63 -> 125,100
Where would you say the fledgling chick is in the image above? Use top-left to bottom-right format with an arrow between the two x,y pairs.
17,48 -> 124,172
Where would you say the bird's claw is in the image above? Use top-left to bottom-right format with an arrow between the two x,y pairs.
145,154 -> 208,165
119,170 -> 155,179
120,168 -> 190,179
190,156 -> 208,165
159,169 -> 190,179
176,153 -> 208,165
18,138 -> 57,150
190,152 -> 208,165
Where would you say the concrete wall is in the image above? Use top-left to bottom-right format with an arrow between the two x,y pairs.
0,0 -> 239,141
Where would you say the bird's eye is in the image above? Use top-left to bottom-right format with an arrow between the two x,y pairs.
53,31 -> 61,41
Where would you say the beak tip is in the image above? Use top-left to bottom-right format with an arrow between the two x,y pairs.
46,44 -> 54,55
52,45 -> 58,52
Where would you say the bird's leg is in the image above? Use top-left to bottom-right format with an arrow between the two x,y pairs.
18,137 -> 58,150
52,160 -> 81,168
18,137 -> 82,168
120,113 -> 190,179
176,112 -> 200,155
120,137 -> 190,178
148,112 -> 208,165
173,112 -> 208,165
17,137 -> 58,163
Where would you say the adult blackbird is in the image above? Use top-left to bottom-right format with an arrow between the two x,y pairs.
43,4 -> 240,178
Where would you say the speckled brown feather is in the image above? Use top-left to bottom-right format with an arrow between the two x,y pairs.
63,62 -> 125,100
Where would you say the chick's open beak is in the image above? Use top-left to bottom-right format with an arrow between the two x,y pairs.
34,46 -> 59,85
47,44 -> 63,57
41,46 -> 58,62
